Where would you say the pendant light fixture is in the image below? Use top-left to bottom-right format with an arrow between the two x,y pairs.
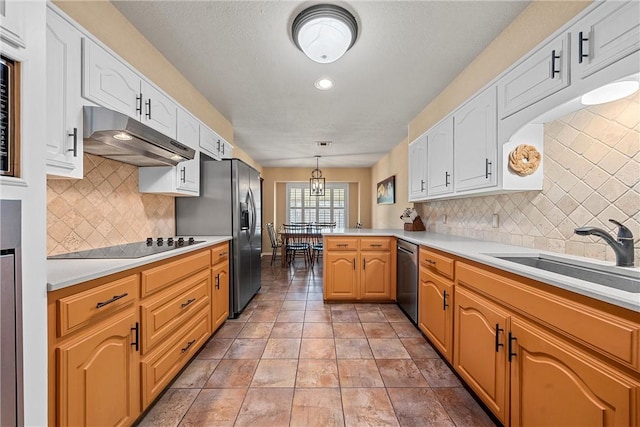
309,155 -> 325,196
292,4 -> 358,64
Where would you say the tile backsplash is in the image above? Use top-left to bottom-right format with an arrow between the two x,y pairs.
418,92 -> 639,263
47,154 -> 175,256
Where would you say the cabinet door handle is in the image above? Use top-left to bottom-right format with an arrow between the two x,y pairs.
131,322 -> 139,352
495,324 -> 504,352
180,167 -> 186,183
445,171 -> 450,187
96,293 -> 128,309
216,139 -> 221,153
578,31 -> 589,64
136,93 -> 143,115
550,49 -> 561,79
508,332 -> 517,362
215,273 -> 220,289
420,179 -> 425,191
363,258 -> 366,270
145,99 -> 152,119
181,298 -> 196,309
443,290 -> 449,310
181,339 -> 196,353
485,158 -> 492,179
221,143 -> 225,156
67,128 -> 78,157
352,258 -> 356,270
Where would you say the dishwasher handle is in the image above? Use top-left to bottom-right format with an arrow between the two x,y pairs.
397,246 -> 415,256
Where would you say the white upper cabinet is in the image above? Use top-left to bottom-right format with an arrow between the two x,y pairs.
82,38 -> 140,119
139,107 -> 199,196
498,34 -> 570,119
175,108 -> 199,194
46,7 -> 83,179
572,0 -> 640,80
454,87 -> 497,192
426,116 -> 454,197
408,134 -> 428,201
82,39 -> 177,138
0,0 -> 25,48
199,124 -> 232,160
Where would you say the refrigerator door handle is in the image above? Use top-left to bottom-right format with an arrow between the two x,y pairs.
248,188 -> 257,240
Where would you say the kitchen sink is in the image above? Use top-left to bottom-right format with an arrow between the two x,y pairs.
493,255 -> 640,293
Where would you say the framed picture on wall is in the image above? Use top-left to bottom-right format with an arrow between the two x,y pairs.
376,175 -> 395,205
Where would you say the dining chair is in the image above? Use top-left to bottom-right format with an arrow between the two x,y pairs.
310,222 -> 336,267
266,223 -> 281,266
282,224 -> 310,267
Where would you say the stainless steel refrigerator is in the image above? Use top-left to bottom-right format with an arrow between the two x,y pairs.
176,157 -> 261,317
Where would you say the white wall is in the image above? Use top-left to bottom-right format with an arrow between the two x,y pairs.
0,1 -> 48,425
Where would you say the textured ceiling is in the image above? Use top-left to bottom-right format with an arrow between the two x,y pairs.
113,1 -> 530,168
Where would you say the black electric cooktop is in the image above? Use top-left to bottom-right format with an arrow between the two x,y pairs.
48,237 -> 204,259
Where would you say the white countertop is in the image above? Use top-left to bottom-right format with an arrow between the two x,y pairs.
329,229 -> 640,313
47,236 -> 232,292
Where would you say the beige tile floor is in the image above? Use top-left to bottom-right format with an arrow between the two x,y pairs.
138,258 -> 497,427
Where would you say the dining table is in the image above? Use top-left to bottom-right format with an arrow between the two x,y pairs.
278,227 -> 323,268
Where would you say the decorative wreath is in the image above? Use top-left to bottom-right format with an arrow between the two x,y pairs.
508,144 -> 541,176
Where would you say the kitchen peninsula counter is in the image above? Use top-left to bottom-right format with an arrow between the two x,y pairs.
47,236 -> 232,291
328,229 -> 640,312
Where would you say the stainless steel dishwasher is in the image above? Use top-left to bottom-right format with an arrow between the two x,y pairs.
397,239 -> 418,323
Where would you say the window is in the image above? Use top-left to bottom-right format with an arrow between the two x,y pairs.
286,183 -> 348,228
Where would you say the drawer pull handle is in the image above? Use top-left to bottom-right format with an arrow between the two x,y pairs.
337,243 -> 348,247
495,323 -> 504,353
181,298 -> 196,309
219,252 -> 227,257
508,332 -> 517,362
370,244 -> 382,247
131,322 -> 139,352
181,339 -> 196,353
425,259 -> 436,265
443,290 -> 449,310
96,293 -> 128,309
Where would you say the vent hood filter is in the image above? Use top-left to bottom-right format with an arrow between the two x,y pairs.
83,106 -> 195,167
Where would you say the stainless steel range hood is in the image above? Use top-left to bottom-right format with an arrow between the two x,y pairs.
83,106 -> 195,167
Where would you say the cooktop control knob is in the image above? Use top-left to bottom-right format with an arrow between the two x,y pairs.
188,237 -> 195,245
146,237 -> 153,246
157,237 -> 163,246
178,237 -> 185,245
167,237 -> 174,246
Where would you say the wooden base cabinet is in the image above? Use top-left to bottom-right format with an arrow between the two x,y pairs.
455,261 -> 640,427
211,258 -> 230,331
510,317 -> 639,427
418,267 -> 453,362
324,237 -> 395,302
453,286 -> 510,423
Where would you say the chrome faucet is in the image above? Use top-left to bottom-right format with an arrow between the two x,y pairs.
574,219 -> 634,267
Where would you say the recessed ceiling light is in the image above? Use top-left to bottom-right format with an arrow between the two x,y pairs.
581,80 -> 639,105
292,4 -> 358,64
314,78 -> 334,90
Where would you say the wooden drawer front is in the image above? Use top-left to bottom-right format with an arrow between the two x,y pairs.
457,262 -> 640,371
360,237 -> 392,251
141,250 -> 210,297
141,269 -> 211,354
325,237 -> 358,251
211,242 -> 229,266
420,248 -> 454,280
141,308 -> 210,408
57,274 -> 139,337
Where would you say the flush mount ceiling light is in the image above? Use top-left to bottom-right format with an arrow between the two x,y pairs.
314,78 -> 334,90
309,155 -> 325,196
581,80 -> 639,105
292,4 -> 358,64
